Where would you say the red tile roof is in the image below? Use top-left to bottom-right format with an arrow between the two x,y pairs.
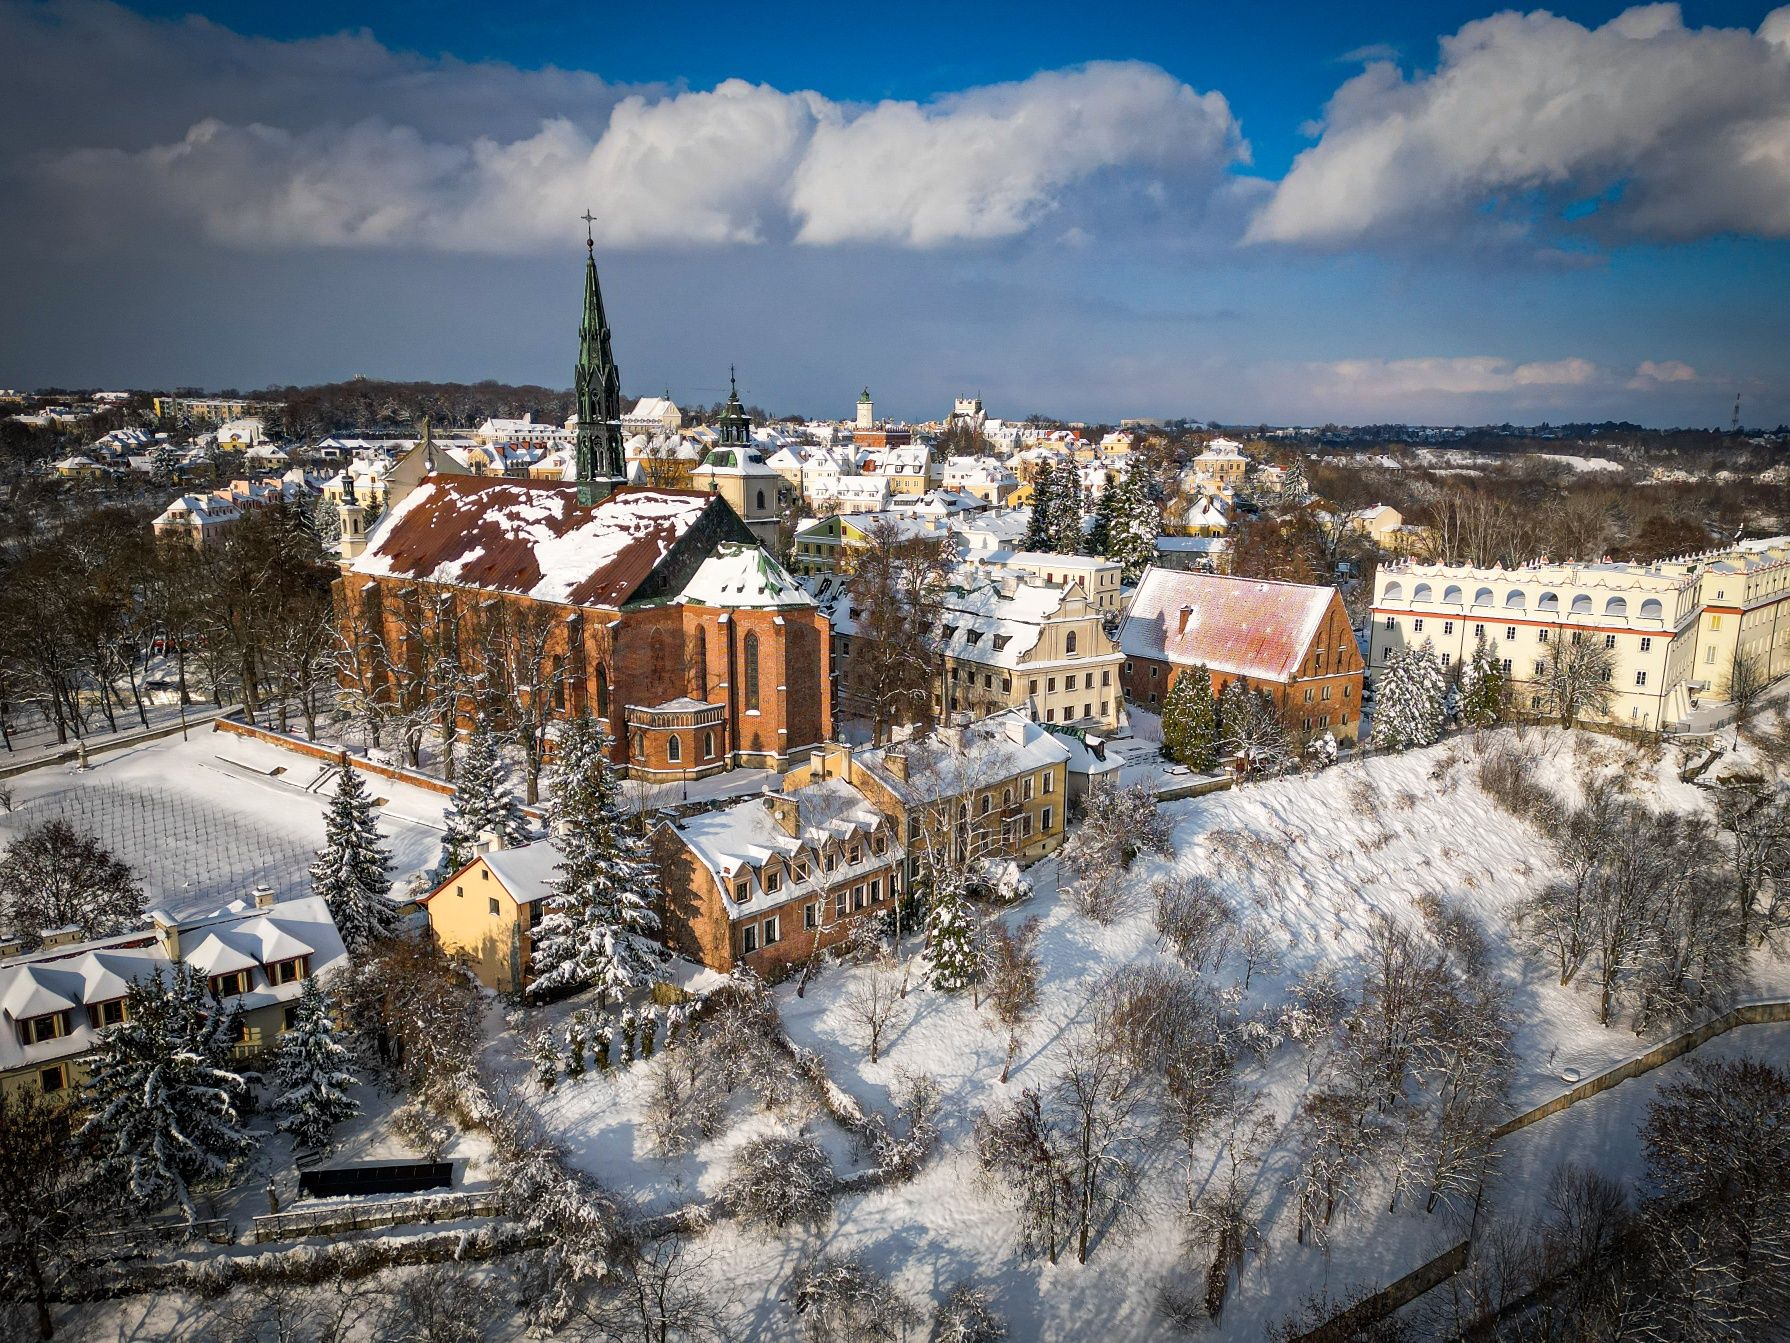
351,475 -> 722,609
1120,567 -> 1336,682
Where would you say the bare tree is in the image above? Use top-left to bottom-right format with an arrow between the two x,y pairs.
1184,1107 -> 1276,1322
1715,781 -> 1790,948
841,516 -> 953,743
1152,874 -> 1235,975
0,1089 -> 102,1341
982,916 -> 1043,1083
842,961 -> 907,1064
565,1233 -> 729,1343
975,1086 -> 1070,1264
930,1282 -> 1006,1343
1057,1035 -> 1148,1264
1535,626 -> 1617,727
0,818 -> 144,949
1723,648 -> 1769,745
789,1254 -> 919,1343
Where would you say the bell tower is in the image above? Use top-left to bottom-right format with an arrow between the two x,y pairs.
573,211 -> 626,504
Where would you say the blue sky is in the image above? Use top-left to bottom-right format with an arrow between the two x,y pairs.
4,0 -> 1789,426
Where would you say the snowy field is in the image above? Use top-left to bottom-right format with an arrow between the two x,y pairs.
510,727 -> 1789,1341
0,729 -> 448,919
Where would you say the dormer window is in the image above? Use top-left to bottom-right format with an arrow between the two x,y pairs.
210,970 -> 251,998
88,1000 -> 126,1029
268,958 -> 307,987
18,1012 -> 64,1046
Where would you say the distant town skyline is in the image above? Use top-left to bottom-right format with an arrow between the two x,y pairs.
3,0 -> 1789,427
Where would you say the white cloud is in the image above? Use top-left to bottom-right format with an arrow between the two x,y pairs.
1629,359 -> 1699,387
1249,4 -> 1790,248
1303,355 -> 1702,402
36,44 -> 1241,254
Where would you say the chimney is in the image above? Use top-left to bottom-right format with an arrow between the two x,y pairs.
479,828 -> 507,853
761,785 -> 801,837
883,746 -> 909,782
1177,604 -> 1194,634
252,884 -> 277,909
150,909 -> 181,962
39,925 -> 83,949
0,934 -> 21,960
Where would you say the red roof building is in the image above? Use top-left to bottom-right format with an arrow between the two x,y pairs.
336,475 -> 833,793
1118,566 -> 1364,743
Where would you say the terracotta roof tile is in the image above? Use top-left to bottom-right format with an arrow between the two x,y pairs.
352,475 -> 721,609
1120,567 -> 1335,682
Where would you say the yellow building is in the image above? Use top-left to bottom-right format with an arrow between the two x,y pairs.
0,892 -> 346,1102
419,841 -> 558,995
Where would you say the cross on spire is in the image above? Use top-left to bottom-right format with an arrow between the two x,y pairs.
581,209 -> 596,249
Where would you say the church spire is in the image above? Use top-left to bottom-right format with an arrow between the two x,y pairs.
718,365 -> 750,448
573,211 -> 625,504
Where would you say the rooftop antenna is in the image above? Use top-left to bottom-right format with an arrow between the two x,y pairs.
1731,393 -> 1741,435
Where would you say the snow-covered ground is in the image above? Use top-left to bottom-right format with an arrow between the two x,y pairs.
0,729 -> 447,919
539,727 -> 1785,1341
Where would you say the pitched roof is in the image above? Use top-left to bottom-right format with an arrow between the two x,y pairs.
1120,567 -> 1334,682
351,475 -> 732,608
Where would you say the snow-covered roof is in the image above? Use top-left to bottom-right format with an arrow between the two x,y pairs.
352,476 -> 744,609
933,578 -> 1078,668
855,709 -> 1071,806
475,841 -> 565,908
1119,567 -> 1335,682
677,543 -> 814,610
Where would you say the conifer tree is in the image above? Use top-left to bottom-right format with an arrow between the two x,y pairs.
149,440 -> 181,482
271,977 -> 359,1148
1022,464 -> 1058,552
310,760 -> 395,957
923,868 -> 980,993
439,720 -> 530,874
1095,470 -> 1159,581
80,964 -> 256,1220
1046,458 -> 1086,554
529,715 -> 662,1002
1161,664 -> 1219,771
1458,635 -> 1508,729
1371,641 -> 1448,751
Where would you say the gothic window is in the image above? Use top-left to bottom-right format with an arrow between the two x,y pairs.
595,666 -> 610,719
756,489 -> 766,511
1065,630 -> 1078,654
743,631 -> 761,711
692,626 -> 707,699
704,730 -> 716,758
668,734 -> 681,763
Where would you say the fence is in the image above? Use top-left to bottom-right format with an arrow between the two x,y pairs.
250,1190 -> 500,1244
1297,997 -> 1790,1340
87,1216 -> 232,1258
213,717 -> 457,799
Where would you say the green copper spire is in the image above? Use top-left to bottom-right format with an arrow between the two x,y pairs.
574,211 -> 624,503
718,365 -> 750,448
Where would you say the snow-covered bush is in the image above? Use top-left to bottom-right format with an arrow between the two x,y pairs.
723,1133 -> 835,1231
1153,874 -> 1235,974
643,1043 -> 727,1158
930,1281 -> 1007,1343
789,1253 -> 920,1343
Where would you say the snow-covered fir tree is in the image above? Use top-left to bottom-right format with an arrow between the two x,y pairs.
529,714 -> 662,1002
148,440 -> 181,481
309,761 -> 395,957
1161,664 -> 1219,770
923,868 -> 980,992
271,977 -> 359,1148
1045,458 -> 1085,554
439,720 -> 530,874
1372,640 -> 1448,751
1458,634 -> 1509,729
80,964 -> 256,1219
311,497 -> 343,546
1021,467 -> 1057,552
1093,469 -> 1159,581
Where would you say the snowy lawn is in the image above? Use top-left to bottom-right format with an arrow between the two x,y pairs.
0,729 -> 448,919
663,727 -> 1789,1341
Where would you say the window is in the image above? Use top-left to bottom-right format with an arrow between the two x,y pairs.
667,734 -> 682,763
1706,647 -> 1717,665
1506,627 -> 1516,641
804,902 -> 818,930
1636,670 -> 1648,687
1440,654 -> 1451,668
1443,621 -> 1454,635
794,858 -> 811,882
1149,666 -> 1158,679
1604,634 -> 1616,650
1474,624 -> 1485,638
1413,619 -> 1424,632
90,999 -> 126,1028
1066,630 -> 1078,654
1101,669 -> 1111,686
1570,631 -> 1582,645
1047,677 -> 1057,692
1046,708 -> 1055,722
703,730 -> 716,759
21,1013 -> 62,1045
268,959 -> 305,986
1022,777 -> 1033,801
1043,772 -> 1053,795
1500,658 -> 1513,674
762,916 -> 780,946
1640,637 -> 1652,652
1535,660 -> 1548,676
741,924 -> 758,954
756,489 -> 766,511
871,878 -> 883,902
980,795 -> 992,816
1304,688 -> 1315,703
456,885 -> 464,898
834,891 -> 847,918
1532,694 -> 1544,709
211,970 -> 250,997
551,675 -> 566,711
1600,667 -> 1613,682
1538,628 -> 1550,642
39,1064 -> 66,1094
1042,806 -> 1054,831
1029,679 -> 1038,695
1711,615 -> 1723,631
765,869 -> 783,894
853,884 -> 867,910
1384,616 -> 1396,630
488,897 -> 501,916
284,1005 -> 300,1030
824,850 -> 837,873
743,631 -> 760,711
596,666 -> 610,719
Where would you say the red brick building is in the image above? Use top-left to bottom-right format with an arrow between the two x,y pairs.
1118,566 -> 1365,744
337,475 -> 832,780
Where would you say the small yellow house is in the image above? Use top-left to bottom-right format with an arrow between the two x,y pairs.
419,840 -> 560,994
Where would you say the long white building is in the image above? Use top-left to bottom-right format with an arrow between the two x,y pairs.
1369,537 -> 1790,731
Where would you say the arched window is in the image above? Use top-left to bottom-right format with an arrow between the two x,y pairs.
743,631 -> 760,711
1003,787 -> 1013,808
595,666 -> 610,719
1640,598 -> 1664,619
1570,595 -> 1592,615
703,729 -> 716,758
1505,590 -> 1527,609
1383,581 -> 1404,601
1538,592 -> 1560,612
756,489 -> 766,511
1442,585 -> 1462,603
1604,597 -> 1628,617
667,734 -> 681,763
1474,587 -> 1494,606
692,626 -> 707,699
980,794 -> 992,816
1065,630 -> 1078,654
631,730 -> 645,758
1413,583 -> 1433,602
